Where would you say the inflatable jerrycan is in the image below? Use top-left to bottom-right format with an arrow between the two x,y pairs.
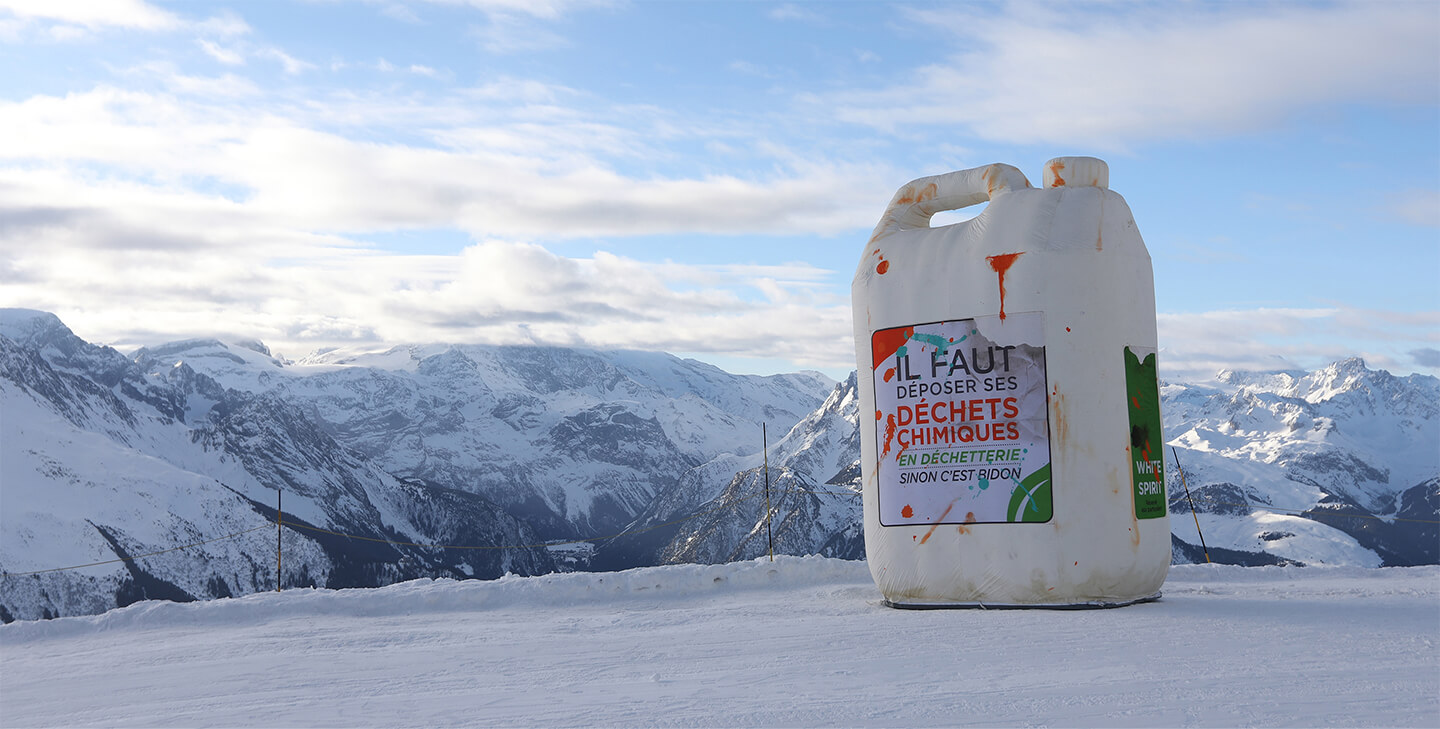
852,157 -> 1170,608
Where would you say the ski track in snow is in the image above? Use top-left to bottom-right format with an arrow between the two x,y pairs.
2,557 -> 1436,728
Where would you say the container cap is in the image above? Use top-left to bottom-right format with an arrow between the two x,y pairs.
1043,157 -> 1108,189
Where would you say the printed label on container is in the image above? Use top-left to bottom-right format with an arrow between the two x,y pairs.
1125,346 -> 1167,520
871,313 -> 1052,526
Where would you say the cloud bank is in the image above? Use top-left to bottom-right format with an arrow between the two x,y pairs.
0,0 -> 1434,380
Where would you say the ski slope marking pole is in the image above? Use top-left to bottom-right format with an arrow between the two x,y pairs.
1171,447 -> 1210,564
764,423 -> 773,562
277,489 -> 283,592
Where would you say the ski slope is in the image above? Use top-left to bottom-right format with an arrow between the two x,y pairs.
2,557 -> 1436,728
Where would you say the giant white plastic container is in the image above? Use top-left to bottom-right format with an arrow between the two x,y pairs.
852,157 -> 1170,608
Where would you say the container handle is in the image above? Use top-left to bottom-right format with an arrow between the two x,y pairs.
867,163 -> 1031,243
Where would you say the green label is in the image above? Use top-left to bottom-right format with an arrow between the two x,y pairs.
1125,347 -> 1166,520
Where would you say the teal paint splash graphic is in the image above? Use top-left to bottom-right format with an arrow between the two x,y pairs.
911,332 -> 951,353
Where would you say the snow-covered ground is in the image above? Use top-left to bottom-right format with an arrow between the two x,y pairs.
2,557 -> 1436,728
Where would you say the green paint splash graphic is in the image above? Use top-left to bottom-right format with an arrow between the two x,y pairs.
1005,464 -> 1053,523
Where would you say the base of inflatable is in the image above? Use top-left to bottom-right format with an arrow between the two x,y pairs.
882,592 -> 1162,611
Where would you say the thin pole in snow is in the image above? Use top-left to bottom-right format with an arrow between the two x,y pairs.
763,423 -> 773,562
277,489 -> 283,591
1171,447 -> 1211,564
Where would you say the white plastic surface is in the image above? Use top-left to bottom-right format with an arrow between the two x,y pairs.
852,157 -> 1171,607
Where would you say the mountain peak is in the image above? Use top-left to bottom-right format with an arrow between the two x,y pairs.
1327,357 -> 1369,375
0,308 -> 74,347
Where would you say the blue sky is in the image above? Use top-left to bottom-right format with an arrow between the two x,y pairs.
0,0 -> 1436,382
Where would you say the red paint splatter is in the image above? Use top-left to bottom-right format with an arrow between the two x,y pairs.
986,252 -> 1023,320
964,512 -> 977,523
1065,327 -> 1071,332
1132,396 -> 1139,409
901,504 -> 914,518
883,367 -> 896,383
876,259 -> 889,275
881,413 -> 897,457
871,326 -> 914,369
874,410 -> 882,421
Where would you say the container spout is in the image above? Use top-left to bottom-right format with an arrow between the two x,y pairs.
1043,157 -> 1108,189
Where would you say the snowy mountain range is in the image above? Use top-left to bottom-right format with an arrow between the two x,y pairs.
2,309 -> 1436,621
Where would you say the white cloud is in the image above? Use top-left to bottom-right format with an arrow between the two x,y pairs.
822,2 -> 1440,147
0,0 -> 181,31
194,11 -> 250,38
1382,190 -> 1440,228
258,47 -> 315,75
377,3 -> 423,24
729,61 -> 775,79
1157,307 -> 1440,382
416,0 -> 619,53
0,203 -> 854,368
0,86 -> 886,238
198,39 -> 244,66
420,0 -> 616,20
468,12 -> 568,54
0,80 -> 871,367
769,4 -> 821,24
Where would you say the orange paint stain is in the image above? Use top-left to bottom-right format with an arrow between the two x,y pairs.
901,504 -> 914,519
895,182 -> 938,206
1051,392 -> 1069,449
919,503 -> 954,544
876,259 -> 889,275
1048,159 -> 1067,188
875,409 -> 882,421
883,367 -> 896,383
956,525 -> 971,535
964,512 -> 977,523
985,252 -> 1023,320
